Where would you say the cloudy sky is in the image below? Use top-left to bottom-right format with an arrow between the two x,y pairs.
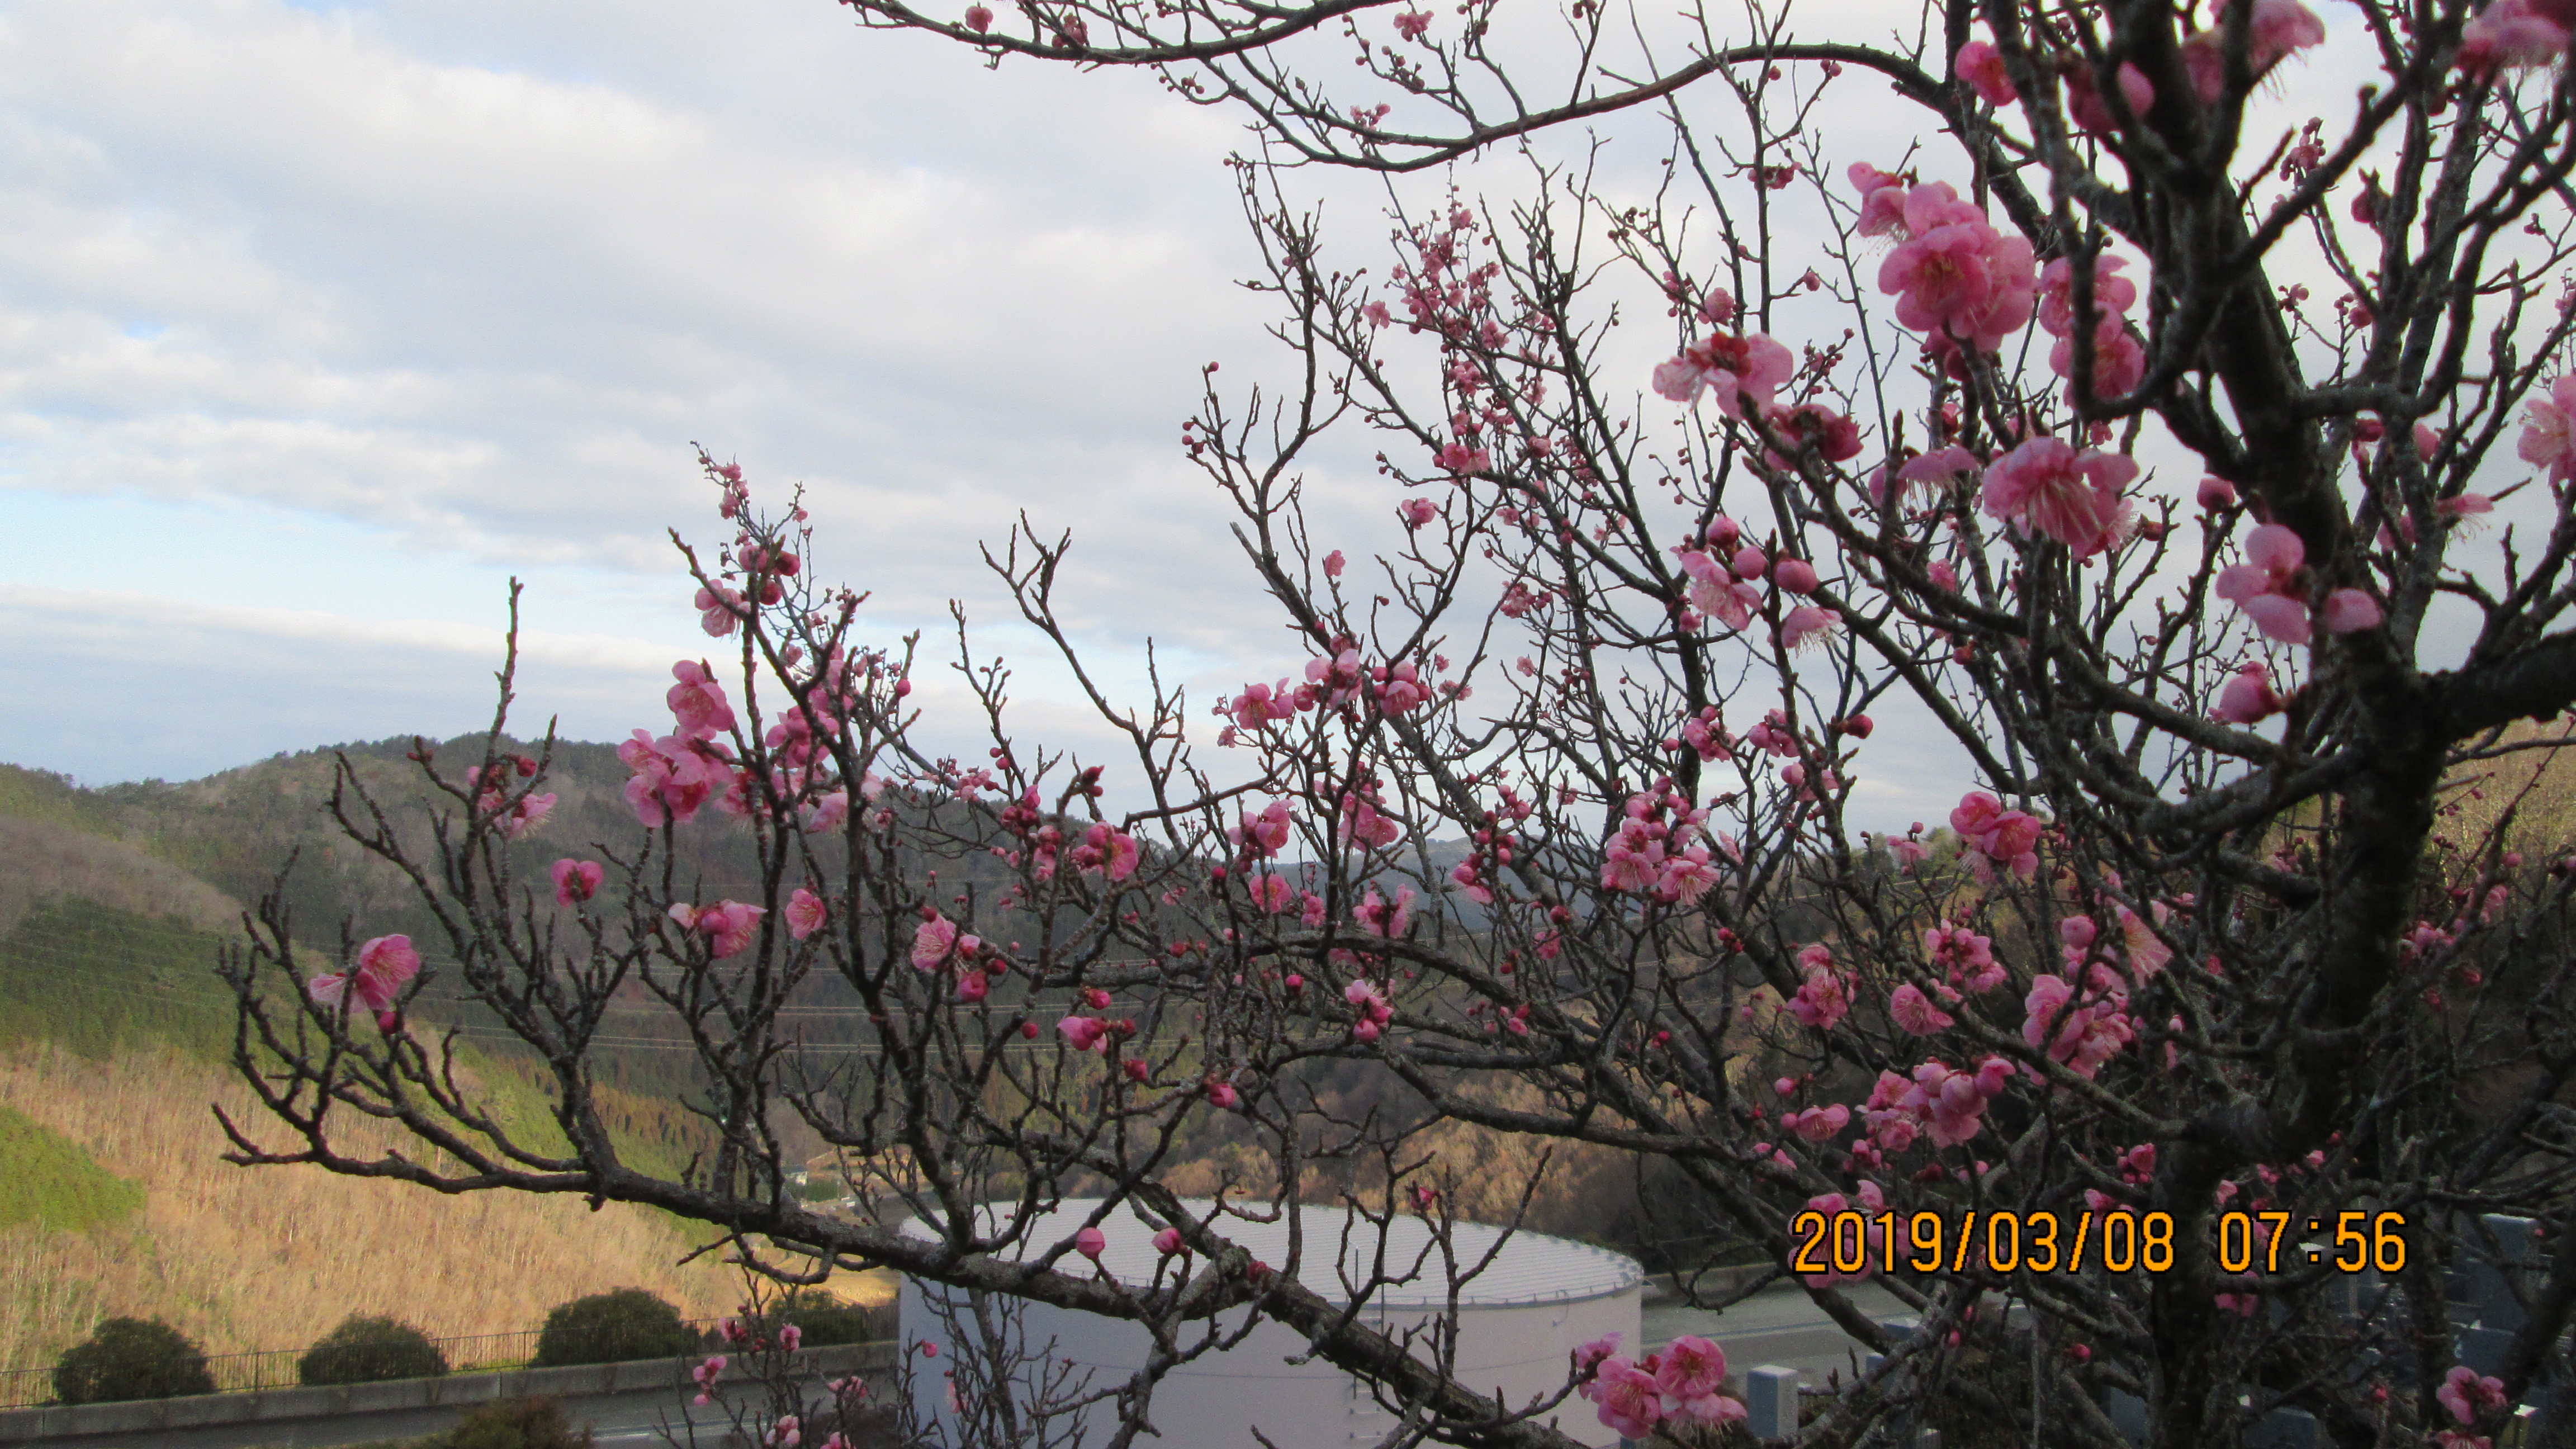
1,0 -> 1318,782
0,0 -> 2506,836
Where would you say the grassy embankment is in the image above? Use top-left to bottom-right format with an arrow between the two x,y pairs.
0,762 -> 770,1376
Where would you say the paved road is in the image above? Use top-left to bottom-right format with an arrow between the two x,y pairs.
1645,1278 -> 1911,1390
27,1382 -> 737,1449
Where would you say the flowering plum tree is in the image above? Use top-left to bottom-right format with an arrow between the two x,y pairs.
216,2 -> 2576,1447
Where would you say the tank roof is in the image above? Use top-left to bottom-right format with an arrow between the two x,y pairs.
898,1199 -> 1643,1309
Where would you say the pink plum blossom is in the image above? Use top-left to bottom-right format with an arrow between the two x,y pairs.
2063,59 -> 2154,135
1249,874 -> 1296,913
1074,1227 -> 1107,1258
1981,438 -> 2138,558
309,934 -> 422,1016
2038,255 -> 2139,337
2050,320 -> 2147,399
1058,1015 -> 1109,1052
1926,924 -> 2005,993
1784,1104 -> 1851,1141
694,584 -> 746,637
2214,661 -> 2284,725
1878,186 -> 2039,351
2520,373 -> 2576,480
1891,982 -> 1958,1035
803,790 -> 849,834
2457,0 -> 2570,75
697,901 -> 765,958
1759,403 -> 1863,466
1901,1060 -> 1997,1146
1877,444 -> 1980,509
619,730 -> 721,828
2022,975 -> 2135,1078
785,888 -> 826,940
1581,1358 -> 1663,1440
1338,792 -> 1404,850
1955,39 -> 2016,106
1778,605 -> 1842,652
1950,791 -> 2042,878
2440,1365 -> 2509,1424
2116,905 -> 2174,978
1654,1336 -> 1742,1424
1787,945 -> 1853,1030
667,661 -> 736,740
1153,1226 -> 1186,1255
551,858 -> 604,907
1353,885 -> 1415,937
2322,588 -> 2384,634
1228,681 -> 1299,731
2215,523 -> 2314,643
912,914 -> 960,971
1651,330 -> 1795,418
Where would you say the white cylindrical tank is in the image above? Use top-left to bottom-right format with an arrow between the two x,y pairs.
898,1199 -> 1641,1449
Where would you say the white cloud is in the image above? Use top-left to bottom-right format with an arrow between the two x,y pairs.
0,0 -> 2500,845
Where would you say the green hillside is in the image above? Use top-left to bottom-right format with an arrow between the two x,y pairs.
0,1103 -> 143,1233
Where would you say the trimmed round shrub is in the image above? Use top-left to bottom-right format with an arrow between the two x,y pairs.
297,1314 -> 448,1386
51,1317 -> 215,1405
776,1289 -> 883,1348
446,1395 -> 594,1449
531,1288 -> 693,1367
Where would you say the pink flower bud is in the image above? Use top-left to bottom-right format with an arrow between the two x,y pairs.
1076,1227 -> 1107,1258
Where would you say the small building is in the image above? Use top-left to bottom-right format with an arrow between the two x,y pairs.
898,1198 -> 1641,1448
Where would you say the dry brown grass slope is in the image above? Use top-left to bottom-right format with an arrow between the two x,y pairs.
0,1040 -> 744,1372
0,774 -> 766,1374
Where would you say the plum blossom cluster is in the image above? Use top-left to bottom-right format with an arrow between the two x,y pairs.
1219,641 -> 1461,745
1955,2 -> 2327,128
2037,252 -> 2146,400
671,899 -> 768,960
1574,1333 -> 1745,1440
1859,168 -> 2037,356
1597,786 -> 1727,905
1650,292 -> 1794,419
1980,437 -> 2139,560
1949,792 -> 2043,880
1786,944 -> 1853,1031
2214,524 -> 2384,646
913,911 -> 1021,1003
1863,1057 -> 2012,1151
464,754 -> 555,839
2459,0 -> 2575,75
